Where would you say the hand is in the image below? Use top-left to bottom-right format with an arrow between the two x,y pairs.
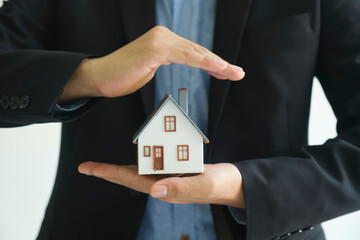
78,162 -> 245,209
59,25 -> 245,103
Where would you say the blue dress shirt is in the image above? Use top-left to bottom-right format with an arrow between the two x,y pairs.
137,0 -> 218,239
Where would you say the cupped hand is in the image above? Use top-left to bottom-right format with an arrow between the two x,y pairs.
78,162 -> 245,209
60,26 -> 245,102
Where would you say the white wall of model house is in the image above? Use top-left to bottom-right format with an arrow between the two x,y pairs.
137,99 -> 205,175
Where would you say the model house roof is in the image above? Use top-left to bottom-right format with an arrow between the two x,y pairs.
132,94 -> 209,144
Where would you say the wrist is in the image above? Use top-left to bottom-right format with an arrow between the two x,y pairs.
220,163 -> 245,208
59,58 -> 102,103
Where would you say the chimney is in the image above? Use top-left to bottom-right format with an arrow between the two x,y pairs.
178,88 -> 188,115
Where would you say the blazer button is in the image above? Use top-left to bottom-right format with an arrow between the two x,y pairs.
9,96 -> 20,110
19,95 -> 30,109
1,95 -> 9,109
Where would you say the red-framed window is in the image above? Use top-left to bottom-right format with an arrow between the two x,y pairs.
177,145 -> 189,161
144,146 -> 151,157
164,116 -> 176,132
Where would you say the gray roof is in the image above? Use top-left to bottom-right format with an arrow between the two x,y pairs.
132,94 -> 209,144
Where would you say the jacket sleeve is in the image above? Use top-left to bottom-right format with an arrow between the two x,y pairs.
234,0 -> 360,239
0,0 -> 95,127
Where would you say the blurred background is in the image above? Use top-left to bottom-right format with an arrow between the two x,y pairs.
0,1 -> 359,239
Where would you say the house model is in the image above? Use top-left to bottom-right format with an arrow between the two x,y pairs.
132,89 -> 209,175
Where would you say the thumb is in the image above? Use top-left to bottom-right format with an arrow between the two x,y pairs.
150,176 -> 205,200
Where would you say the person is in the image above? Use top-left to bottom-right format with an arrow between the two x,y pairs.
0,0 -> 359,239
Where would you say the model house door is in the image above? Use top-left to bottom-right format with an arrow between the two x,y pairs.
153,146 -> 164,170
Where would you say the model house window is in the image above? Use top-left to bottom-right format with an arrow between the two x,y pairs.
177,145 -> 189,161
144,146 -> 151,157
164,116 -> 176,132
155,147 -> 163,158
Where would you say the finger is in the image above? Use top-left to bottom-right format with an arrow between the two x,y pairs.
163,34 -> 243,77
167,47 -> 245,81
217,64 -> 246,81
166,45 -> 226,72
78,161 -> 155,194
150,174 -> 215,203
207,70 -> 229,80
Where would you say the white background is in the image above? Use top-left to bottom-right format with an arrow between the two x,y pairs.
0,1 -> 359,239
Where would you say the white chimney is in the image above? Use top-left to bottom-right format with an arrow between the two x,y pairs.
178,88 -> 188,115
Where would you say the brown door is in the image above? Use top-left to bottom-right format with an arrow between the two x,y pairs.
153,146 -> 164,170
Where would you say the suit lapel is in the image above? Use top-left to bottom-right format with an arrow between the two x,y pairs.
117,0 -> 156,116
207,0 -> 253,162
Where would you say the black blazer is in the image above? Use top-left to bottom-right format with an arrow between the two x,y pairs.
0,0 -> 359,239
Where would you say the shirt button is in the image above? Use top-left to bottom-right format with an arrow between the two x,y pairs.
9,95 -> 20,110
1,95 -> 10,109
19,95 -> 30,109
181,234 -> 190,240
